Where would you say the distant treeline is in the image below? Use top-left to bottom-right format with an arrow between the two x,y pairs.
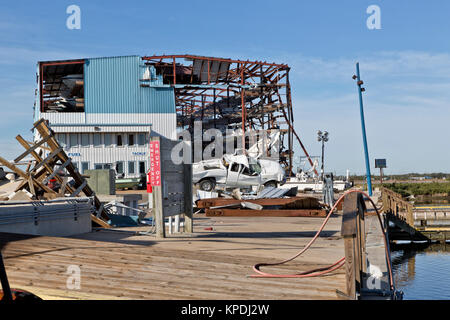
349,172 -> 450,181
382,182 -> 450,197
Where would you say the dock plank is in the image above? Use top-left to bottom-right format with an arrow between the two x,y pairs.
0,215 -> 346,300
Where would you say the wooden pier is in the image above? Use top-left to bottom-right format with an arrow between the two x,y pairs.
1,216 -> 347,300
381,187 -> 450,242
0,191 -> 400,300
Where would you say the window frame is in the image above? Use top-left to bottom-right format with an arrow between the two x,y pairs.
117,134 -> 123,147
116,161 -> 124,174
137,133 -> 146,146
80,133 -> 90,147
128,161 -> 135,175
104,133 -> 113,148
69,133 -> 79,148
81,162 -> 89,174
128,134 -> 135,147
138,161 -> 146,174
93,133 -> 102,147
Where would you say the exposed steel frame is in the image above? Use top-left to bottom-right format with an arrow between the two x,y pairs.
142,54 -> 317,176
38,60 -> 85,113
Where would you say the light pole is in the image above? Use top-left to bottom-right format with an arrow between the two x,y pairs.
317,130 -> 329,181
353,62 -> 373,196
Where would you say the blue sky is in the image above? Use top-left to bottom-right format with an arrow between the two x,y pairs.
0,0 -> 449,175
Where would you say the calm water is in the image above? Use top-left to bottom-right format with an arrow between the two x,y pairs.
391,242 -> 450,300
414,195 -> 450,205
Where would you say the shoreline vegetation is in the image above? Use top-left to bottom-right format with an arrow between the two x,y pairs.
348,173 -> 449,197
381,182 -> 450,197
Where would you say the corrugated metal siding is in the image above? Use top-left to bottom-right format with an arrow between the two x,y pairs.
41,112 -> 86,124
140,86 -> 175,113
85,56 -> 141,114
51,125 -> 151,133
84,56 -> 175,114
86,113 -> 176,139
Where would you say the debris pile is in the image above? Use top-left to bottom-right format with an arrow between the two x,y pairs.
195,187 -> 329,217
0,119 -> 110,227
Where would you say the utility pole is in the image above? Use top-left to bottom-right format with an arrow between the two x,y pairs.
353,63 -> 373,196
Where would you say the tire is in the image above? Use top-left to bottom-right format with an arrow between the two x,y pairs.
199,179 -> 216,192
264,181 -> 278,189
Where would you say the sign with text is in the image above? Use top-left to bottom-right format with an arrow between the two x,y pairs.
149,140 -> 161,186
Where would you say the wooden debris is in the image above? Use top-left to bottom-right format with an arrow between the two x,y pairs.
0,119 -> 111,228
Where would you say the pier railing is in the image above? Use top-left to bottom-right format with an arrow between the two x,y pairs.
339,192 -> 400,300
381,187 -> 414,227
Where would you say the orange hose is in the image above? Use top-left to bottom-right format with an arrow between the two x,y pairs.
250,190 -> 394,291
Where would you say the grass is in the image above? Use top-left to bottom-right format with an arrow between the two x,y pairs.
381,182 -> 450,197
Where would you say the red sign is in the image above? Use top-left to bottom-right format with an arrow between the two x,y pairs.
149,141 -> 161,187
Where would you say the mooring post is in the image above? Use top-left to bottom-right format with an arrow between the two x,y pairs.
340,192 -> 362,299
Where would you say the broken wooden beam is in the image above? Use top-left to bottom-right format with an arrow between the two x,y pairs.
0,156 -> 54,194
14,135 -> 51,163
33,119 -> 110,225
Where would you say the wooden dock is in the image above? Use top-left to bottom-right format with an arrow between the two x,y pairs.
1,215 -> 347,300
381,187 -> 450,242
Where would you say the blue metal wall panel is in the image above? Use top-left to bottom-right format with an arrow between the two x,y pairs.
84,56 -> 175,114
140,86 -> 175,114
85,56 -> 140,114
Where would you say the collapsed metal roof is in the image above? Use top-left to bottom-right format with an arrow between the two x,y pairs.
142,54 -> 316,176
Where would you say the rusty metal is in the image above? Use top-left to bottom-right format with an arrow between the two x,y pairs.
205,208 -> 327,217
196,196 -> 322,209
142,54 -> 315,175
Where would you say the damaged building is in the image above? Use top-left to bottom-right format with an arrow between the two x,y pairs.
34,54 -> 316,178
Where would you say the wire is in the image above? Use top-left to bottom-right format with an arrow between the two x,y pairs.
250,189 -> 395,292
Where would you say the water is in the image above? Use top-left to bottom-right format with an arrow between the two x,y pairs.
391,242 -> 450,300
414,195 -> 450,205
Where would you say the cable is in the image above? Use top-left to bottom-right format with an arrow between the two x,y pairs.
250,189 -> 395,292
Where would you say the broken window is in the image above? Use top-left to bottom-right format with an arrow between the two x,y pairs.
231,163 -> 240,172
139,161 -> 146,174
116,162 -> 124,174
129,134 -> 135,146
57,133 -> 67,147
40,60 -> 85,113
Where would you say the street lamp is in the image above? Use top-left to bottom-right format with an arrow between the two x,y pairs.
317,130 -> 329,181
